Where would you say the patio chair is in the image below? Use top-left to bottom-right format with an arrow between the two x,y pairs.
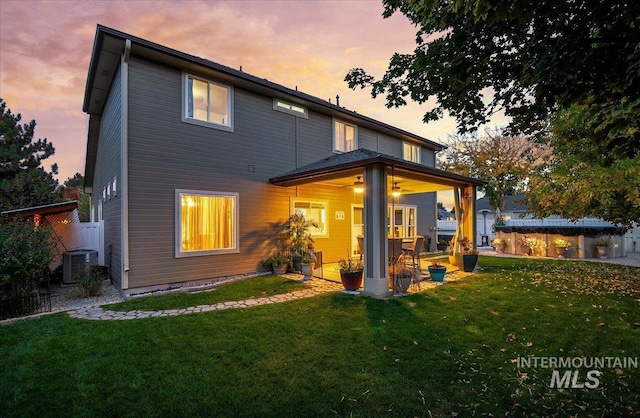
388,238 -> 404,264
357,235 -> 364,260
402,235 -> 424,271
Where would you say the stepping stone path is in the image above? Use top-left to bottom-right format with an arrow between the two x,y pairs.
68,278 -> 344,321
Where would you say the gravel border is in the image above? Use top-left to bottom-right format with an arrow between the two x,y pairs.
49,280 -> 124,312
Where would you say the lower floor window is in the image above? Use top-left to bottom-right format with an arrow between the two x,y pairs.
388,205 -> 417,238
176,190 -> 238,257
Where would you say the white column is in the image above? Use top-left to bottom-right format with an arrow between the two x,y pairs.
362,164 -> 391,298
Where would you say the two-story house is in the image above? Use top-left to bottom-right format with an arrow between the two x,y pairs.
83,25 -> 482,297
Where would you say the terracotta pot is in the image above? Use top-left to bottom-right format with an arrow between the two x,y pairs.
340,271 -> 363,291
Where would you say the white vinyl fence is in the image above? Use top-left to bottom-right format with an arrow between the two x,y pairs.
79,221 -> 104,265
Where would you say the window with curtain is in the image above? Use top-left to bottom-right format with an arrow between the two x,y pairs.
184,74 -> 233,130
403,142 -> 421,163
176,191 -> 238,257
333,119 -> 357,152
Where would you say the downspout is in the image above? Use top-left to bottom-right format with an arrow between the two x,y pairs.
121,39 -> 131,289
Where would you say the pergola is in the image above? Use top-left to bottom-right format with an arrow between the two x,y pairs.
270,149 -> 485,298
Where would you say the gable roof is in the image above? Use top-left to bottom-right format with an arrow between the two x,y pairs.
83,26 -> 445,141
476,194 -> 529,212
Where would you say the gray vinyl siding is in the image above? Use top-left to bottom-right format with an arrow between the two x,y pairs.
422,148 -> 436,166
122,56 -> 437,289
93,63 -> 123,287
402,192 -> 437,249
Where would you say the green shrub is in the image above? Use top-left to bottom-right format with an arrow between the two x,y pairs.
76,269 -> 103,297
0,219 -> 55,298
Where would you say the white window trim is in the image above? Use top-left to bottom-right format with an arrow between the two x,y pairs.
403,142 -> 421,164
332,118 -> 358,153
175,189 -> 240,258
182,73 -> 234,132
290,199 -> 329,238
388,204 -> 418,238
273,98 -> 308,118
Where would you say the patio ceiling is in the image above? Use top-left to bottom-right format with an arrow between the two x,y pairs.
269,148 -> 485,192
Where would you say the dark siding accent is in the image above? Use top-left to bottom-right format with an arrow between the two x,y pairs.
422,148 -> 436,166
93,63 -> 122,287
402,192 -> 437,249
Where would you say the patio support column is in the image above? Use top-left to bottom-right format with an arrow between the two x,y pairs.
462,185 -> 477,249
362,164 -> 390,298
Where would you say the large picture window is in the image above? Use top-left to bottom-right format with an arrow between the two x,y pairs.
176,190 -> 239,257
184,74 -> 233,130
292,200 -> 328,237
333,119 -> 357,152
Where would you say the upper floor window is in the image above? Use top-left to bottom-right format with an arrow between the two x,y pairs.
183,74 -> 233,131
273,99 -> 308,118
403,142 -> 421,163
333,119 -> 357,153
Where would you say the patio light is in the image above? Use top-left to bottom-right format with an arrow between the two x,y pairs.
353,176 -> 364,193
391,182 -> 401,197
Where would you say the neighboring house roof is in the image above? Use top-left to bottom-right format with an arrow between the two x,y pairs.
438,208 -> 454,219
269,148 -> 485,190
1,201 -> 78,219
83,25 -> 448,188
476,194 -> 529,212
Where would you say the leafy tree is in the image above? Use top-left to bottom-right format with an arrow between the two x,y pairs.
0,219 -> 55,318
0,98 -> 59,212
346,0 -> 639,224
527,105 -> 640,231
57,172 -> 90,221
439,129 -> 547,211
436,202 -> 447,211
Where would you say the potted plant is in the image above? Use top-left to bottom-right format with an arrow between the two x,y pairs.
338,256 -> 364,291
300,243 -> 318,281
455,237 -> 478,272
388,261 -> 413,294
300,252 -> 316,282
518,235 -> 537,256
553,237 -> 573,258
594,236 -> 609,259
491,238 -> 506,253
275,213 -> 318,272
427,261 -> 447,282
270,252 -> 290,275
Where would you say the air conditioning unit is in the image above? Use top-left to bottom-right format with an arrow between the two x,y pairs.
63,250 -> 98,284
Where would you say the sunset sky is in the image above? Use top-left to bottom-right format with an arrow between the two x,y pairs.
1,0 -> 503,207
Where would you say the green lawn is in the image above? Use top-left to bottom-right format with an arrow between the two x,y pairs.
1,257 -> 638,417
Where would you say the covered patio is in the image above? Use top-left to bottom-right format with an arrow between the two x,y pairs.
270,149 -> 485,298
